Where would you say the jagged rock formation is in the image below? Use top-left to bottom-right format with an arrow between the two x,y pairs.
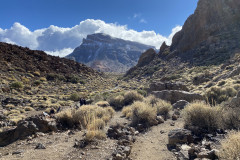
67,33 -> 154,73
171,0 -> 240,54
126,0 -> 240,79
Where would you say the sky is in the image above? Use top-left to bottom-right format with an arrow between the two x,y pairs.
0,0 -> 198,57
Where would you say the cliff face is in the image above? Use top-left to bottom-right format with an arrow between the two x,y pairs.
126,0 -> 240,79
171,0 -> 240,54
67,33 -> 153,73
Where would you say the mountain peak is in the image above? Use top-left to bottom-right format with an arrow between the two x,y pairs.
67,33 -> 154,72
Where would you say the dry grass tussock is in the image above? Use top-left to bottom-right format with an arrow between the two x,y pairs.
219,131 -> 240,160
122,95 -> 173,126
183,101 -> 222,133
108,95 -> 124,110
56,105 -> 115,141
122,106 -> 132,119
144,95 -> 172,117
123,90 -> 143,106
131,101 -> 157,126
109,90 -> 143,110
205,86 -> 237,104
95,101 -> 110,107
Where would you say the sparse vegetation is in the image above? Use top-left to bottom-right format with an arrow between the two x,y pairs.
205,86 -> 237,104
183,101 -> 222,133
10,81 -> 23,89
155,100 -> 172,117
131,101 -> 157,126
123,90 -> 143,106
109,95 -> 125,110
219,131 -> 240,160
122,106 -> 132,119
69,93 -> 80,102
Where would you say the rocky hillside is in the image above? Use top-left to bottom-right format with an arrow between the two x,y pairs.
0,42 -> 99,77
126,0 -> 240,79
66,33 -> 154,73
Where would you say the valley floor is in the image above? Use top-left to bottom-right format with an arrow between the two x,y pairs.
0,111 -> 182,160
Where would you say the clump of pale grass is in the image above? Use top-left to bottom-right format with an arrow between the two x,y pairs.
183,101 -> 222,133
122,106 -> 132,119
131,101 -> 157,126
219,131 -> 240,160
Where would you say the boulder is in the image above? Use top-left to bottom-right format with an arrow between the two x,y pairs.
168,129 -> 193,146
149,82 -> 189,93
152,90 -> 204,104
173,100 -> 189,109
197,149 -> 219,159
0,115 -> 57,147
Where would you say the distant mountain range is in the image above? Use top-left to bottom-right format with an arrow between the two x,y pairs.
66,33 -> 154,72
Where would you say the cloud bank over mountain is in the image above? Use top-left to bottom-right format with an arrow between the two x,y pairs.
0,19 -> 182,57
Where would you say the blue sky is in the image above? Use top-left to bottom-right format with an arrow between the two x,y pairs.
0,0 -> 198,56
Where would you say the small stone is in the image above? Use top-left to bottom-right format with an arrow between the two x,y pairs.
12,150 -> 23,155
160,130 -> 165,134
156,116 -> 165,124
68,130 -> 75,135
35,143 -> 46,149
134,131 -> 139,135
172,114 -> 178,121
170,122 -> 175,126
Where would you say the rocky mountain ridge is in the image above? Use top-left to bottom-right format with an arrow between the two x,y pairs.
126,0 -> 240,79
0,42 -> 100,79
67,33 -> 154,73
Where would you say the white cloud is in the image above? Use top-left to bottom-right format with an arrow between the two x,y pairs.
133,13 -> 141,18
139,19 -> 147,24
0,19 -> 182,57
45,48 -> 74,57
166,25 -> 182,45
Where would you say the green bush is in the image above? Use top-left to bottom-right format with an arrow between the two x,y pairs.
69,93 -> 80,102
33,80 -> 41,86
10,81 -> 23,89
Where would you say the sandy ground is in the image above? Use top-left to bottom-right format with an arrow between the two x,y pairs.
130,118 -> 184,160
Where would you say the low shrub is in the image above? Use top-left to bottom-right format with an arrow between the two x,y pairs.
123,90 -> 143,106
131,101 -> 157,126
33,80 -> 41,86
10,81 -> 23,89
108,95 -> 124,110
183,101 -> 222,133
69,93 -> 80,102
122,106 -> 132,119
219,131 -> 240,160
205,86 -> 237,104
144,95 -> 159,107
72,105 -> 114,128
56,108 -> 75,128
155,100 -> 172,117
222,106 -> 240,130
144,95 -> 172,118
